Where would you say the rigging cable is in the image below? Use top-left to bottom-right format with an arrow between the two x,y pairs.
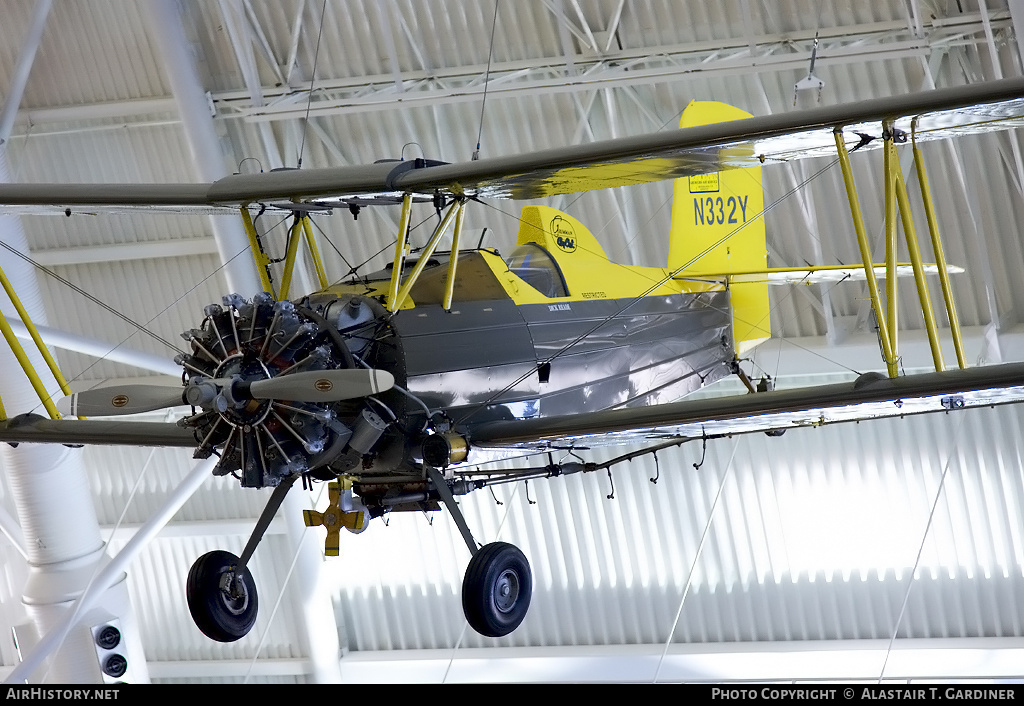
0,239 -> 183,355
472,0 -> 502,161
877,412 -> 967,684
297,0 -> 329,169
653,438 -> 739,683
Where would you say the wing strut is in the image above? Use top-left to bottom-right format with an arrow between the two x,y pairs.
300,215 -> 330,290
240,207 -> 275,295
442,202 -> 468,311
835,129 -> 899,378
278,215 -> 305,300
888,131 -> 945,371
0,260 -> 73,420
835,125 -> 965,377
388,199 -> 465,312
385,194 -> 414,311
912,118 -> 967,369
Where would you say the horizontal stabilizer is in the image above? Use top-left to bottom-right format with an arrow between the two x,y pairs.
677,263 -> 964,285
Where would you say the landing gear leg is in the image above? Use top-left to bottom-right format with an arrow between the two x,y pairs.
186,474 -> 297,642
425,467 -> 533,637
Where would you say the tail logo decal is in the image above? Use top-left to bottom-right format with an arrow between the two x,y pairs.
550,216 -> 577,253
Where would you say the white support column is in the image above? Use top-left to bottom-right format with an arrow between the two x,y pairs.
281,492 -> 344,683
6,458 -> 217,685
0,0 -> 51,145
142,0 -> 262,298
7,319 -> 181,378
0,2 -> 151,683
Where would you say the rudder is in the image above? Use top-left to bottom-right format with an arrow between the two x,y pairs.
668,101 -> 769,357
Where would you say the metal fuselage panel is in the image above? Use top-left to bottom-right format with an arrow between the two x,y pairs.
388,290 -> 734,424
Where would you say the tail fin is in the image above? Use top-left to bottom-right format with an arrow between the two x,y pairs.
668,101 -> 769,357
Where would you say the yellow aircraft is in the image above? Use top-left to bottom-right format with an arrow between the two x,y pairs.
0,77 -> 1023,646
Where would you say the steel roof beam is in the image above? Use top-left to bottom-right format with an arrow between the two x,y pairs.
8,14 -> 1009,132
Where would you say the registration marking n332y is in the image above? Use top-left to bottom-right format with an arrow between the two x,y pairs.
694,195 -> 748,226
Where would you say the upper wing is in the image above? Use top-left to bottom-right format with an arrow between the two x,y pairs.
1,78 -> 1023,212
462,362 -> 1024,455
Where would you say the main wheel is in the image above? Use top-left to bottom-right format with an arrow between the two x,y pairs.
186,550 -> 259,642
462,542 -> 532,637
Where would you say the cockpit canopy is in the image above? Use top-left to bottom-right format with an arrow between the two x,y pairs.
505,243 -> 568,298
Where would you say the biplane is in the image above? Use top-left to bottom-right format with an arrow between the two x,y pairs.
1,77 -> 1024,648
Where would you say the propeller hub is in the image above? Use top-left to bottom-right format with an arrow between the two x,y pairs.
208,354 -> 273,428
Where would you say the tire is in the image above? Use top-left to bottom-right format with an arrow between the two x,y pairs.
186,550 -> 259,642
462,542 -> 532,637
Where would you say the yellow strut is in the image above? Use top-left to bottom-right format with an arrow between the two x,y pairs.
912,123 -> 967,369
0,310 -> 61,419
239,207 -> 275,295
0,260 -> 70,419
893,166 -> 945,371
883,127 -> 899,367
277,216 -> 305,301
300,216 -> 329,290
834,130 -> 899,378
441,202 -> 467,311
0,263 -> 72,399
385,194 -> 414,312
391,200 -> 462,313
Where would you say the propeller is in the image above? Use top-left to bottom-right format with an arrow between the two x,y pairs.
57,368 -> 395,417
246,368 -> 394,403
58,385 -> 185,417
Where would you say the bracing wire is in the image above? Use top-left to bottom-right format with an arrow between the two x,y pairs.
297,0 -> 329,169
472,0 -> 501,161
0,239 -> 183,354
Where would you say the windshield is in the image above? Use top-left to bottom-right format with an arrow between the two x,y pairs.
506,244 -> 568,298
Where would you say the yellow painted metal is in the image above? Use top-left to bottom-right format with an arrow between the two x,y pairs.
386,194 -> 414,312
441,202 -> 467,311
514,205 -> 681,301
669,101 -> 770,356
913,126 -> 967,369
277,217 -> 305,301
303,480 -> 366,556
0,310 -> 61,419
893,168 -> 945,371
883,131 -> 899,365
300,216 -> 329,290
834,130 -> 898,377
239,207 -> 275,295
0,262 -> 72,398
391,201 -> 461,312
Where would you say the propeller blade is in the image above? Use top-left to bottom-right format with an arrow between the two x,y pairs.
248,369 -> 394,403
58,385 -> 185,417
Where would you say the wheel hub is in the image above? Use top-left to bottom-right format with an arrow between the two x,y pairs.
218,571 -> 251,616
493,569 -> 520,613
